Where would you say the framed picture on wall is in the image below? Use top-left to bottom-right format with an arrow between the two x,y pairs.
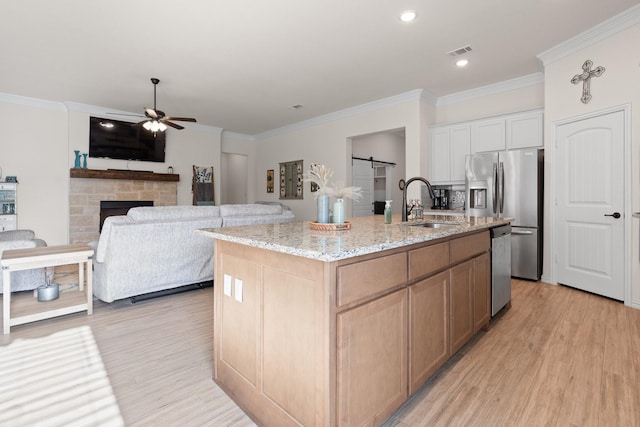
267,169 -> 274,193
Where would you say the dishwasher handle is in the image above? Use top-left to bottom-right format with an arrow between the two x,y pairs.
511,230 -> 533,235
490,224 -> 511,238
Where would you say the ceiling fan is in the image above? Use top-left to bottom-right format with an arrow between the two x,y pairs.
133,77 -> 197,132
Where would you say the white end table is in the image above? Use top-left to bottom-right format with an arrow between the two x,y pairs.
1,243 -> 93,334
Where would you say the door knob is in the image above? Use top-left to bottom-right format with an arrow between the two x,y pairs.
604,212 -> 621,219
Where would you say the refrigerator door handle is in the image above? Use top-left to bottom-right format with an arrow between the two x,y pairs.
492,162 -> 498,214
499,161 -> 505,214
511,230 -> 534,235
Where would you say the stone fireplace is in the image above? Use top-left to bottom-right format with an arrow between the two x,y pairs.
69,169 -> 179,243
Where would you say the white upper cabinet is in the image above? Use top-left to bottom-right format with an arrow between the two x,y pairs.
429,109 -> 542,184
429,124 -> 471,184
472,118 -> 506,152
506,110 -> 543,150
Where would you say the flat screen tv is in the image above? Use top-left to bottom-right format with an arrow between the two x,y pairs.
89,116 -> 166,163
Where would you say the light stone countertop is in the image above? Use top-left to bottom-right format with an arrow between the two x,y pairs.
198,214 -> 511,262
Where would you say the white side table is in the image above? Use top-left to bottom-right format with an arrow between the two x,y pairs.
1,243 -> 93,334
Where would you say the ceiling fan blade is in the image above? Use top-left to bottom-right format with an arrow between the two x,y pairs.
165,117 -> 197,122
162,120 -> 184,130
144,107 -> 158,119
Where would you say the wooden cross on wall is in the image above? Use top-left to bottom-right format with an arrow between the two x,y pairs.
571,59 -> 605,104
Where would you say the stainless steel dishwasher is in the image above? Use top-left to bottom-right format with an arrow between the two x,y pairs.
490,224 -> 512,316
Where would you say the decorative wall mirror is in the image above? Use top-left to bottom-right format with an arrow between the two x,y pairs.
279,160 -> 303,199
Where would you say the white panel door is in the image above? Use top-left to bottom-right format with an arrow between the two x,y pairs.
555,110 -> 625,300
352,159 -> 374,217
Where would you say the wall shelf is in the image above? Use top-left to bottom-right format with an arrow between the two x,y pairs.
69,168 -> 179,182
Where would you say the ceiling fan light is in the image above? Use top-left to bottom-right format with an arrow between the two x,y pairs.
158,122 -> 167,132
150,121 -> 160,132
143,121 -> 152,131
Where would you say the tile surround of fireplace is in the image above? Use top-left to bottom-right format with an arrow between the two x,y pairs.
69,169 -> 178,243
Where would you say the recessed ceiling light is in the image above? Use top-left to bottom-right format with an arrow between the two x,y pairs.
456,59 -> 469,67
400,10 -> 416,22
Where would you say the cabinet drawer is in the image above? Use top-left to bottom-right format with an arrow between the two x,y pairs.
450,231 -> 489,264
337,252 -> 407,307
408,242 -> 449,281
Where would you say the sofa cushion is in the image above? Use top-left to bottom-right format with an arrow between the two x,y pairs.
219,204 -> 282,217
0,230 -> 36,241
128,206 -> 221,221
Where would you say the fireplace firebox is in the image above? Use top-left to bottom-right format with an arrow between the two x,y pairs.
99,200 -> 153,231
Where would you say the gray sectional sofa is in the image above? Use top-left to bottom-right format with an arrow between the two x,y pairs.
92,203 -> 295,302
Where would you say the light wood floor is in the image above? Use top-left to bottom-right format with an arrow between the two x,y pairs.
2,278 -> 640,426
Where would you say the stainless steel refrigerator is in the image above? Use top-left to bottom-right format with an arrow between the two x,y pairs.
465,148 -> 544,281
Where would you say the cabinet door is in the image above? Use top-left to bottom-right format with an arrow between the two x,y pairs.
507,110 -> 543,149
337,289 -> 408,426
409,271 -> 449,394
473,252 -> 491,332
450,259 -> 474,354
450,125 -> 471,182
473,118 -> 506,152
430,128 -> 452,183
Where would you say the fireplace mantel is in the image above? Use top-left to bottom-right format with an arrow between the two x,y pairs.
70,168 -> 179,182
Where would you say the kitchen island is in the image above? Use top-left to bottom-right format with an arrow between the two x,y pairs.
199,214 -> 510,426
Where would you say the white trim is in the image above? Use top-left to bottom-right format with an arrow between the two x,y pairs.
255,89 -> 425,140
436,73 -> 544,107
551,104 -> 632,307
0,92 -> 66,111
537,4 -> 640,67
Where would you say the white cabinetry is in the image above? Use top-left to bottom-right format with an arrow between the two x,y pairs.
429,124 -> 470,184
473,110 -> 543,153
0,182 -> 17,231
429,109 -> 543,184
507,110 -> 543,150
473,118 -> 506,152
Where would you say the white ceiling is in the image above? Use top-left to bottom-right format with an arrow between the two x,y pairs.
1,0 -> 638,135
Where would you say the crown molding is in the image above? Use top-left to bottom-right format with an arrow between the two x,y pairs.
437,73 -> 544,107
0,92 -> 66,111
537,4 -> 640,66
255,89 -> 425,140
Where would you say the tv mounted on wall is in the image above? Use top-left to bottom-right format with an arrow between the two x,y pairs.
89,116 -> 166,163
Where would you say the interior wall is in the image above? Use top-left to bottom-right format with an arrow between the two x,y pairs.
221,153 -> 248,204
0,95 -> 222,245
435,83 -> 544,125
352,131 -> 406,214
221,131 -> 257,203
0,97 -> 68,245
542,23 -> 640,306
66,105 -> 222,208
254,94 -> 425,221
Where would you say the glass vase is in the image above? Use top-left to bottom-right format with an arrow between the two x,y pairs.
333,198 -> 345,224
317,194 -> 330,223
73,150 -> 81,169
82,153 -> 88,169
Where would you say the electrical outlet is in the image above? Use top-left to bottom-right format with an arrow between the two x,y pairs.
223,274 -> 232,296
234,279 -> 243,302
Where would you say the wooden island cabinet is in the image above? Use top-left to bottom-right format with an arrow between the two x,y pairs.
202,216 -> 506,426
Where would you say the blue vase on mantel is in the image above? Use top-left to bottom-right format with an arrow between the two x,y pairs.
73,150 -> 81,169
317,194 -> 330,223
333,198 -> 345,224
82,153 -> 88,169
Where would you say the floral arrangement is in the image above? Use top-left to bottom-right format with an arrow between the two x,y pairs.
304,164 -> 362,201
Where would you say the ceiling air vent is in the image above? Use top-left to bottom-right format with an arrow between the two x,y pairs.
447,45 -> 472,57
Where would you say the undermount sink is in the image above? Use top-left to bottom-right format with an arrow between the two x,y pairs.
411,222 -> 459,229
